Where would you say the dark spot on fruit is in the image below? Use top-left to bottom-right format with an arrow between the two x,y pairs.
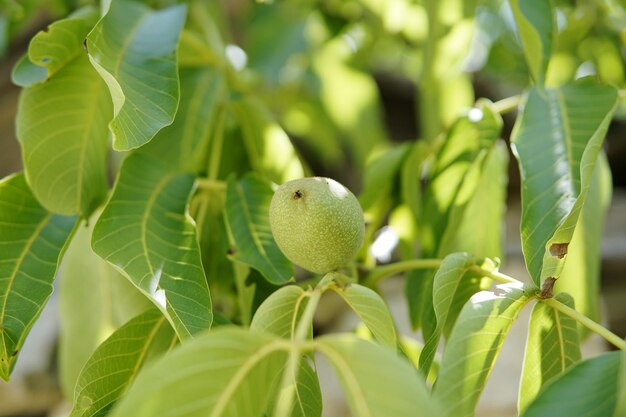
293,190 -> 302,200
538,277 -> 557,299
549,243 -> 569,259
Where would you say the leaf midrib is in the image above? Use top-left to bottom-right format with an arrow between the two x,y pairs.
0,213 -> 51,341
316,343 -> 372,417
209,340 -> 288,417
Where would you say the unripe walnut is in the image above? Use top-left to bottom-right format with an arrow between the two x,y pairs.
269,177 -> 364,274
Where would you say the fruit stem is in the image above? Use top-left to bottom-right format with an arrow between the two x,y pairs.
363,259 -> 442,287
543,298 -> 626,350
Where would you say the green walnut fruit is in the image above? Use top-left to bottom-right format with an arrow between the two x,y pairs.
269,177 -> 364,274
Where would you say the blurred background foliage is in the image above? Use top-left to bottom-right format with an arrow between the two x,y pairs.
1,0 -> 626,415
2,0 -> 626,184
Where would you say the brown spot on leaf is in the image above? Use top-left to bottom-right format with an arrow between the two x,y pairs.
538,277 -> 557,299
11,350 -> 17,357
83,38 -> 88,52
226,247 -> 236,256
549,243 -> 569,259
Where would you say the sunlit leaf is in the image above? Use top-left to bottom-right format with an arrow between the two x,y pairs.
360,144 -> 410,211
518,293 -> 581,413
59,215 -> 150,398
438,140 -> 508,260
15,11 -> 112,217
330,283 -> 397,349
231,98 -> 304,184
433,284 -> 532,417
510,0 -> 554,85
70,308 -> 177,417
29,7 -> 97,81
141,67 -> 225,174
250,285 -> 308,339
87,0 -> 186,150
313,38 -> 388,166
316,335 -> 440,417
511,79 -> 618,286
521,351 -> 621,417
407,101 -> 503,331
109,327 -> 288,417
419,252 -> 480,374
554,154 -> 611,337
0,173 -> 76,381
225,175 -> 293,285
11,7 -> 98,87
92,153 -> 213,340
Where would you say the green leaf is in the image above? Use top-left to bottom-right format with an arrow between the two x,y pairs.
14,6 -> 112,217
438,141 -> 509,260
554,154 -> 611,337
17,53 -> 112,216
510,0 -> 554,85
109,327 -> 289,417
521,351 -> 621,417
330,283 -> 397,349
433,284 -> 532,417
359,144 -> 410,211
313,39 -> 388,166
11,7 -> 98,87
92,153 -> 212,340
86,0 -> 186,150
11,54 -> 47,87
518,293 -> 581,414
251,285 -> 308,339
28,7 -> 98,81
407,102 -> 503,331
225,175 -> 293,285
615,347 -> 626,417
511,79 -> 618,286
59,215 -> 150,398
421,101 -> 503,255
141,67 -> 225,173
315,334 -> 440,417
268,358 -> 323,417
71,308 -> 177,417
419,253 -> 481,374
401,141 -> 430,223
0,173 -> 77,381
231,98 -> 304,184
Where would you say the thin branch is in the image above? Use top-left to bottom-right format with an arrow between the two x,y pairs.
492,95 -> 522,114
363,259 -> 442,288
